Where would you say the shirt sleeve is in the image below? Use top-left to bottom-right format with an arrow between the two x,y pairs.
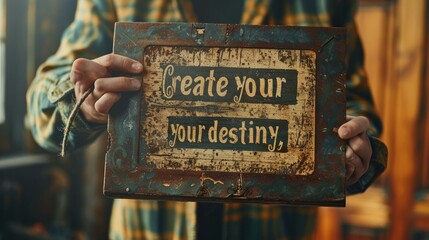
330,0 -> 388,194
26,0 -> 117,153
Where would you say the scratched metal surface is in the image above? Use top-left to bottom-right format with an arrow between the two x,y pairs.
105,22 -> 347,206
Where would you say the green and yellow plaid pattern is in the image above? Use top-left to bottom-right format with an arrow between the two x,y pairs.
26,0 -> 387,239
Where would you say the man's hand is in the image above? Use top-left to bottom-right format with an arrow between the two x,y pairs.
338,116 -> 373,185
70,54 -> 143,123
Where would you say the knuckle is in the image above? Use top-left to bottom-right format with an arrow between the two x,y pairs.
118,77 -> 132,89
94,101 -> 107,114
70,59 -> 87,83
72,58 -> 87,70
93,79 -> 105,93
118,76 -> 127,84
80,97 -> 107,123
345,146 -> 353,159
350,136 -> 365,151
80,103 -> 96,122
121,57 -> 129,70
354,137 -> 365,150
124,77 -> 134,87
103,54 -> 115,66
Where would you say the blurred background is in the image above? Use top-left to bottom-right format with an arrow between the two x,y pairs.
0,0 -> 427,239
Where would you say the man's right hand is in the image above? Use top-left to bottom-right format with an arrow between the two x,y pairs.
70,54 -> 143,124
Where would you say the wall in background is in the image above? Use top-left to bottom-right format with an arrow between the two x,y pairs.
0,0 -> 76,154
1,1 -> 111,240
316,0 -> 429,239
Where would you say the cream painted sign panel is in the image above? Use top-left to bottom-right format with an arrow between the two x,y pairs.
141,46 -> 316,175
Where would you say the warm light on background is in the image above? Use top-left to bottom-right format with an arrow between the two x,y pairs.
0,0 -> 6,124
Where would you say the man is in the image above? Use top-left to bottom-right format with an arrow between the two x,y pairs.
26,0 -> 387,239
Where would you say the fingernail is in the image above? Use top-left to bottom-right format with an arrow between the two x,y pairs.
340,127 -> 350,138
132,62 -> 142,71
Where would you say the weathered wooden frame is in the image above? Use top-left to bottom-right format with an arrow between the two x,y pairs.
104,22 -> 347,206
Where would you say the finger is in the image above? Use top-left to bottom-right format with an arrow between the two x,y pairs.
80,94 -> 108,123
348,133 -> 372,170
70,58 -> 110,92
345,146 -> 365,185
338,116 -> 370,139
94,92 -> 122,114
93,54 -> 143,74
92,76 -> 141,99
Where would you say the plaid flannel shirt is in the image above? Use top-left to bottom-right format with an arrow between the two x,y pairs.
26,0 -> 388,239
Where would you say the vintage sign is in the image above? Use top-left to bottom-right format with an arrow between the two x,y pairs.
104,23 -> 347,206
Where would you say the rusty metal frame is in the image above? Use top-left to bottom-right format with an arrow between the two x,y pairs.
104,22 -> 347,206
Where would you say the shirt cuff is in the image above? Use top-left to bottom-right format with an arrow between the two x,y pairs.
56,85 -> 106,152
346,137 -> 388,195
